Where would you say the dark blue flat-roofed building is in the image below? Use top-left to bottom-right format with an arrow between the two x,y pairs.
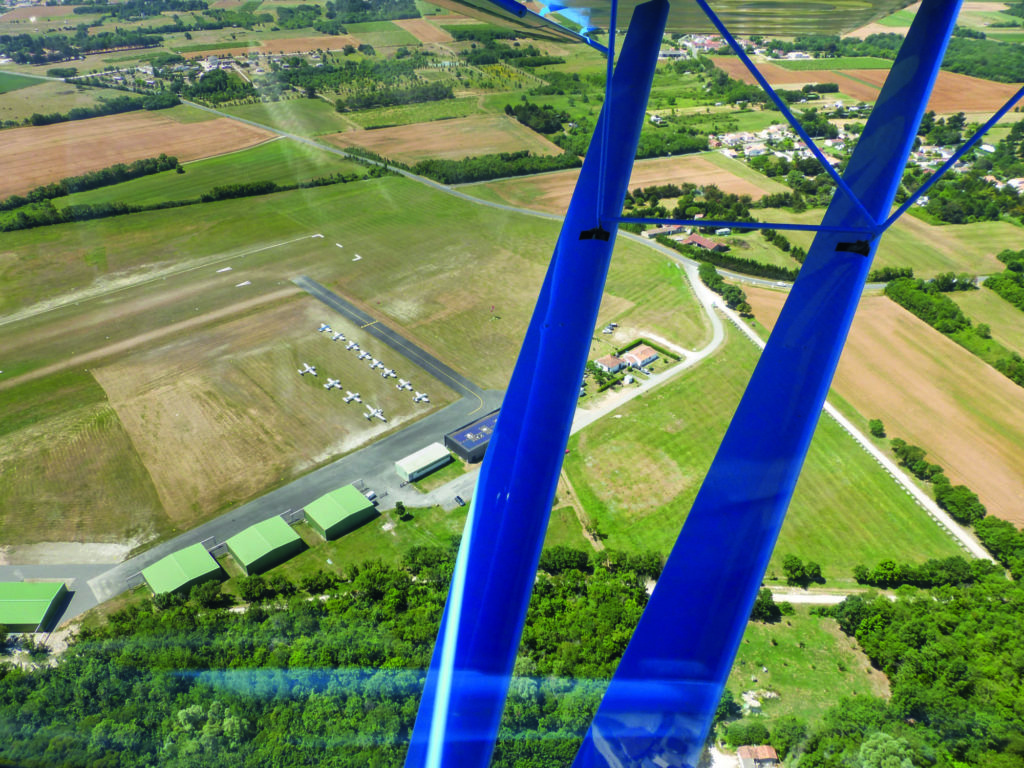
444,410 -> 500,463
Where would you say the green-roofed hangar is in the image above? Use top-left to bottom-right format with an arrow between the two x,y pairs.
142,543 -> 222,595
226,516 -> 305,575
305,484 -> 377,540
0,582 -> 69,633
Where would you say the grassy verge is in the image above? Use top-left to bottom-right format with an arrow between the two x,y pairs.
563,325 -> 963,580
772,57 -> 893,71
411,457 -> 468,492
950,287 -> 1024,358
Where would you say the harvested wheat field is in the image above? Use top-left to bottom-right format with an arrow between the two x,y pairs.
714,57 -> 1020,112
468,153 -> 787,215
746,286 -> 1024,525
0,112 -> 274,197
845,68 -> 1022,113
392,18 -> 454,43
181,34 -> 361,57
328,114 -> 563,164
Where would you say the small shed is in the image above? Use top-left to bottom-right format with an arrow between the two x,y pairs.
305,485 -> 377,541
226,516 -> 304,575
0,582 -> 68,633
142,543 -> 222,596
396,442 -> 452,482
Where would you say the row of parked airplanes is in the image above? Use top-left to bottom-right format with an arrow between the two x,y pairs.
295,323 -> 431,421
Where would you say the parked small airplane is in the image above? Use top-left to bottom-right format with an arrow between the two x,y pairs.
397,379 -> 413,391
369,359 -> 384,370
324,378 -> 342,390
317,324 -> 331,333
364,405 -> 387,423
357,351 -> 371,361
331,332 -> 345,342
602,326 -> 614,334
414,392 -> 430,403
346,341 -> 359,351
344,391 -> 361,403
298,363 -> 317,376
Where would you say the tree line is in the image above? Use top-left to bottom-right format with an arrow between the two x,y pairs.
852,555 -> 1002,588
0,154 -> 180,212
662,235 -> 800,282
698,261 -> 753,315
983,248 -> 1024,314
23,91 -> 178,127
0,29 -> 162,65
411,150 -> 581,185
335,81 -> 452,112
504,100 -> 569,134
0,171 -> 366,234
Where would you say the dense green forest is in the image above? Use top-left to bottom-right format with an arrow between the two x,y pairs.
4,543 -> 1024,767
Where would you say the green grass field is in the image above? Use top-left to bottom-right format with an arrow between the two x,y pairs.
876,8 -> 916,26
757,207 -> 1020,276
221,98 -> 358,135
0,80 -> 112,123
345,96 -> 480,128
986,28 -> 1024,43
55,139 -> 366,209
563,326 -> 963,580
727,607 -> 889,725
773,57 -> 892,71
951,287 -> 1024,357
345,20 -> 419,47
0,71 -> 37,94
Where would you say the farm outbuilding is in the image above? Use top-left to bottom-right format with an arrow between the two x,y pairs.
396,442 -> 452,482
226,516 -> 305,575
305,485 -> 377,541
444,410 -> 500,463
0,581 -> 68,633
142,543 -> 222,596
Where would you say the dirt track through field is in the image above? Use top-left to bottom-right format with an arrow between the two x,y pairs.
0,112 -> 274,197
712,58 -> 1021,113
392,18 -> 454,43
746,287 -> 1024,525
0,288 -> 301,392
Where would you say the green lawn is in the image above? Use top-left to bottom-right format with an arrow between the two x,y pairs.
411,457 -> 467,492
346,20 -> 419,47
220,98 -> 357,135
876,8 -> 916,26
0,71 -> 38,94
563,326 -> 964,581
345,96 -> 480,128
773,57 -> 893,71
727,607 -> 889,725
952,287 -> 1024,358
757,207 -> 1019,277
986,29 -> 1024,43
55,139 -> 366,209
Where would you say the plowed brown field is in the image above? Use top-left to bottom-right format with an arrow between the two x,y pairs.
0,112 -> 274,197
469,153 -> 787,215
392,18 -> 454,43
182,34 -> 361,57
746,287 -> 1024,525
712,58 -> 1020,113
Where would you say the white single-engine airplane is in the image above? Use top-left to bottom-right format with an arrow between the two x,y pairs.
324,378 -> 342,390
317,323 -> 331,333
346,341 -> 359,351
331,332 -> 345,342
369,359 -> 384,370
397,379 -> 413,391
381,368 -> 397,378
414,391 -> 430,404
298,363 -> 317,376
364,405 -> 386,423
357,351 -> 371,361
344,391 -> 361,403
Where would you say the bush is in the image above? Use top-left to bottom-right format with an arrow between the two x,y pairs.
726,719 -> 771,747
868,419 -> 885,438
538,545 -> 591,575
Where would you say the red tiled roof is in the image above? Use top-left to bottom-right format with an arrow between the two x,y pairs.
738,745 -> 779,761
